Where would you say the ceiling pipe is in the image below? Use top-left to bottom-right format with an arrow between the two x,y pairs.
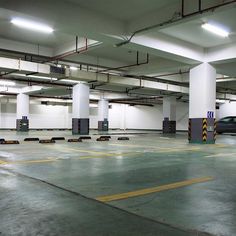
115,0 -> 236,47
182,0 -> 236,17
110,100 -> 154,107
98,52 -> 149,73
152,70 -> 189,78
45,37 -> 89,63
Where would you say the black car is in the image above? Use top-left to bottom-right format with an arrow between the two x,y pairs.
216,116 -> 236,134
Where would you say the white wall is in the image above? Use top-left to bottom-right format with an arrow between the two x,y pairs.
0,100 -> 189,130
217,102 -> 236,119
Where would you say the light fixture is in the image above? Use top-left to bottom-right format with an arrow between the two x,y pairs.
202,23 -> 229,37
0,80 -> 15,86
30,75 -> 57,81
60,79 -> 78,83
11,18 -> 54,34
11,73 -> 57,81
216,99 -> 229,103
216,78 -> 236,83
70,66 -> 78,71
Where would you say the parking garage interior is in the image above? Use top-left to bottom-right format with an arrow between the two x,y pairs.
1,1 -> 236,236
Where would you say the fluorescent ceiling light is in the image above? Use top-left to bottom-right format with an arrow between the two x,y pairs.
216,78 -> 236,83
216,99 -> 229,103
70,66 -> 78,71
11,73 -> 57,81
90,104 -> 98,108
11,18 -> 54,34
30,75 -> 57,81
60,79 -> 79,83
0,80 -> 15,86
202,23 -> 229,37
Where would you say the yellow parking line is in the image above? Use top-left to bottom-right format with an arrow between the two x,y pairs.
96,176 -> 214,202
79,152 -> 140,160
109,143 -> 172,149
109,144 -> 200,152
3,157 -> 58,165
205,153 -> 236,158
58,147 -> 113,156
0,160 -> 7,165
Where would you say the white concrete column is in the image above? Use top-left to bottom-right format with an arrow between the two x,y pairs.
189,63 -> 216,118
98,99 -> 109,121
72,83 -> 90,118
163,97 -> 176,121
189,62 -> 216,143
98,99 -> 109,131
162,97 -> 176,133
0,98 -> 1,129
17,93 -> 29,119
16,93 -> 29,131
72,83 -> 90,134
120,104 -> 127,131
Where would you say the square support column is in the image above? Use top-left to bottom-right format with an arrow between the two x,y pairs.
189,63 -> 216,144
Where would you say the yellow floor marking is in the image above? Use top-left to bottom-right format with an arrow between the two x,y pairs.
109,144 -> 200,152
205,153 -> 236,158
157,147 -> 200,153
4,158 -> 58,165
0,160 -> 7,165
109,143 -> 160,148
96,176 -> 214,202
79,152 -> 140,160
57,147 -> 114,156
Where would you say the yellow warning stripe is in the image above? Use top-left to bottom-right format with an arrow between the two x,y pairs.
96,176 -> 214,202
203,118 -> 207,141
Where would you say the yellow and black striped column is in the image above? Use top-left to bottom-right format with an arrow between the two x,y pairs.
188,119 -> 191,141
189,118 -> 215,144
202,118 -> 207,142
214,119 -> 217,141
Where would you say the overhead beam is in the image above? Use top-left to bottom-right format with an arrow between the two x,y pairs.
0,38 -> 53,57
124,33 -> 204,64
66,69 -> 189,94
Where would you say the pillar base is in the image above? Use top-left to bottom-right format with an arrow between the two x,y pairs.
162,120 -> 176,134
72,118 -> 89,135
98,120 -> 109,131
16,119 -> 29,132
188,118 -> 216,144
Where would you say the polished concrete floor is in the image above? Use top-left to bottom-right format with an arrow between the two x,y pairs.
0,130 -> 236,235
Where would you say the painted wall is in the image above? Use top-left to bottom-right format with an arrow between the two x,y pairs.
0,100 -> 189,130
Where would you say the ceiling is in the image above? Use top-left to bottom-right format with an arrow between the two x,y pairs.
160,7 -> 236,48
65,0 -> 179,21
0,0 -> 236,102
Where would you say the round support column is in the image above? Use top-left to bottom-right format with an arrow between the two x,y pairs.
72,83 -> 90,135
162,97 -> 176,134
98,99 -> 109,131
16,93 -> 29,132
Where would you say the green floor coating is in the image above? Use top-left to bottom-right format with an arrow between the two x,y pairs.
1,130 -> 236,235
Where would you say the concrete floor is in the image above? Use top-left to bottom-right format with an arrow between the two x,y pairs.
0,131 -> 236,236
